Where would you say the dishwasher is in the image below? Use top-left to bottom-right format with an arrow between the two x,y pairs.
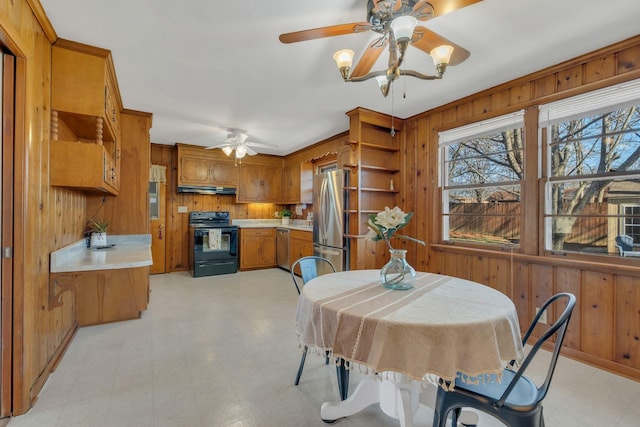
276,228 -> 290,270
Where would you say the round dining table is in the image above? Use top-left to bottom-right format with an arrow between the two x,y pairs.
295,269 -> 524,427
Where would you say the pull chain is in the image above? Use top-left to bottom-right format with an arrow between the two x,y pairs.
390,82 -> 396,137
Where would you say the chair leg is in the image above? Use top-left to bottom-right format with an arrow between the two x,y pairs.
294,346 -> 308,386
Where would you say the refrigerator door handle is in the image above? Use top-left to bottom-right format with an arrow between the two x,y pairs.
314,246 -> 341,257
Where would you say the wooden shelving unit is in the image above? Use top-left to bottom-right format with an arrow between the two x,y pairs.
340,108 -> 405,270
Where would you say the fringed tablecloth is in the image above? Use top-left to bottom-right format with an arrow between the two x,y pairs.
295,270 -> 524,385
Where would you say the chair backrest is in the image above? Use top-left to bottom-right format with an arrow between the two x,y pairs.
496,292 -> 576,408
616,235 -> 634,251
290,256 -> 336,295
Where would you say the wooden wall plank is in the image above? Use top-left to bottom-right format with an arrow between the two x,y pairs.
581,271 -> 614,360
584,54 -> 616,84
555,267 -> 582,350
615,275 -> 640,369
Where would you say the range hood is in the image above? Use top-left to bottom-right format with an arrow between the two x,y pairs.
177,185 -> 236,195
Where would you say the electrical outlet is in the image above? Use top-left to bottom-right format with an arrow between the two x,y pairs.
535,307 -> 547,324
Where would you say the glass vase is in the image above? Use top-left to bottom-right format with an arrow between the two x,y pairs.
380,249 -> 416,290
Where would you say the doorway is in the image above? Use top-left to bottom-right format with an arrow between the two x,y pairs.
149,164 -> 167,274
1,51 -> 15,419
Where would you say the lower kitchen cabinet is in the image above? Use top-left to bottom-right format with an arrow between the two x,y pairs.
240,228 -> 276,270
69,266 -> 150,326
289,229 -> 313,276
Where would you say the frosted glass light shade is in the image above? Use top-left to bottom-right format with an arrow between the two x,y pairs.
430,45 -> 454,65
235,145 -> 247,159
333,49 -> 354,69
375,75 -> 388,89
390,16 -> 418,41
222,146 -> 233,156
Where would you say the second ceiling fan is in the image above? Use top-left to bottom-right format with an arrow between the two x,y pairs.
279,0 -> 481,96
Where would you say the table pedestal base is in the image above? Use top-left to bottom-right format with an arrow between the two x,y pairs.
320,375 -> 421,427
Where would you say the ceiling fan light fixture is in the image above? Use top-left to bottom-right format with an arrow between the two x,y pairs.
222,145 -> 233,156
235,145 -> 247,159
430,45 -> 455,76
333,49 -> 354,80
390,15 -> 418,43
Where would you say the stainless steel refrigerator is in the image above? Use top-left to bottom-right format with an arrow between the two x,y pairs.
313,169 -> 349,273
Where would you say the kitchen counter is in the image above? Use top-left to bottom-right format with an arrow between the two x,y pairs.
50,234 -> 152,273
233,219 -> 313,232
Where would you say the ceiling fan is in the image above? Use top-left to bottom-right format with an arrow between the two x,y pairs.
205,128 -> 276,159
279,0 -> 480,96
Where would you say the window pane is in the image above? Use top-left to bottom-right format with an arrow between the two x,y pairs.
445,186 -> 520,245
550,107 -> 640,178
445,129 -> 524,186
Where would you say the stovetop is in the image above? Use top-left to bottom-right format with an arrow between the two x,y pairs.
189,211 -> 232,226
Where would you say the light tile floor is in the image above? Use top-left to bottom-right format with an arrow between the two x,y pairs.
8,269 -> 640,427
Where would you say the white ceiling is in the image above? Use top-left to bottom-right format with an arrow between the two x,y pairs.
40,0 -> 640,156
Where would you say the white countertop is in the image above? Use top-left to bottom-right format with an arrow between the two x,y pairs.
233,219 -> 312,232
50,234 -> 153,273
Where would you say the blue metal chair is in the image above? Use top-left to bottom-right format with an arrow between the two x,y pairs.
432,292 -> 576,427
291,256 -> 349,400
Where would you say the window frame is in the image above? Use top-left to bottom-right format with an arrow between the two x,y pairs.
438,110 -> 525,248
539,79 -> 640,256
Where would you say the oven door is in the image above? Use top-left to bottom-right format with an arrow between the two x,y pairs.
193,226 -> 238,261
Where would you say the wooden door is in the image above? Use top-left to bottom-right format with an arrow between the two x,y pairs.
149,166 -> 167,274
1,53 -> 14,418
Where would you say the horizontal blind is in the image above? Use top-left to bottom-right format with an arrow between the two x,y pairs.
438,110 -> 525,146
539,78 -> 640,125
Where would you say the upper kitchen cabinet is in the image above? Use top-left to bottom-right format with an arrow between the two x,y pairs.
237,156 -> 283,203
177,144 -> 238,188
282,154 -> 313,204
50,39 -> 123,195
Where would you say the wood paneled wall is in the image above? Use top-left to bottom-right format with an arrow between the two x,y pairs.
0,0 -> 86,414
403,35 -> 640,380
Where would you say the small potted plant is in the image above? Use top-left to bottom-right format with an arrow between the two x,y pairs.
89,218 -> 109,247
280,209 -> 292,225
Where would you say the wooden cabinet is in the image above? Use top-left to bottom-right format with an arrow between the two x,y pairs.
237,157 -> 283,203
290,229 -> 313,274
50,39 -> 123,195
86,110 -> 152,234
282,156 -> 313,204
51,266 -> 150,327
240,228 -> 276,270
177,144 -> 237,188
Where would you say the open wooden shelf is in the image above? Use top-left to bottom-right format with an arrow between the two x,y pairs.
349,141 -> 400,152
360,165 -> 400,173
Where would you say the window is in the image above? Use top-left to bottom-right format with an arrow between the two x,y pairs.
439,111 -> 525,246
622,205 -> 640,243
540,79 -> 640,255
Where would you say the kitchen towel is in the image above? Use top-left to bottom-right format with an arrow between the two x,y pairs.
208,229 -> 222,250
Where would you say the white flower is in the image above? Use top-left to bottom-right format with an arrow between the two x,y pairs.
375,206 -> 407,230
365,228 -> 379,242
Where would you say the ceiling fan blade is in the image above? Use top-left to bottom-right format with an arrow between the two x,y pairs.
245,146 -> 258,156
279,22 -> 371,44
205,143 -> 232,150
411,26 -> 470,66
246,141 -> 277,149
428,0 -> 483,18
350,39 -> 387,78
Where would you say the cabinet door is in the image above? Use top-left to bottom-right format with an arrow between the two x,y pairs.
180,155 -> 212,186
210,160 -> 238,187
237,164 -> 264,202
240,229 -> 276,270
260,164 -> 283,203
283,163 -> 300,203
